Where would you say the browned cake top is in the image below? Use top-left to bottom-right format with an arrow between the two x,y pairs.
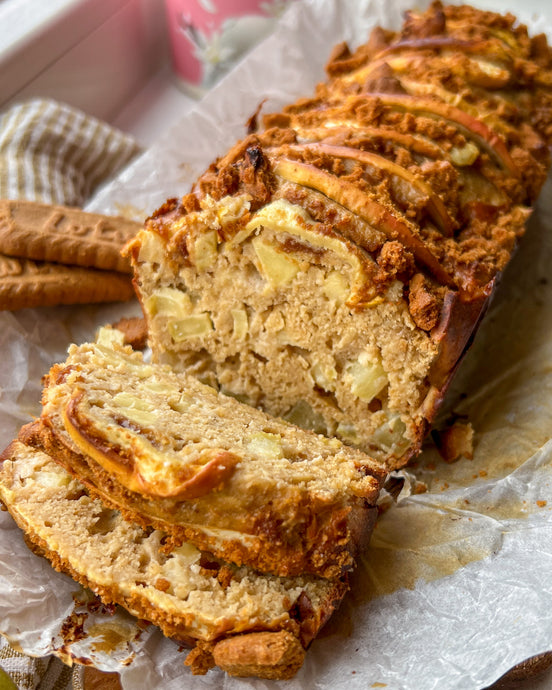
133,1 -> 551,316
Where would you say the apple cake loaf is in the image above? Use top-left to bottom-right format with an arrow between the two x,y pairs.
0,440 -> 345,679
21,335 -> 384,579
125,1 -> 552,470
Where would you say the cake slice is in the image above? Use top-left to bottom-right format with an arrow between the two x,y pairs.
0,440 -> 346,679
125,2 -> 552,470
23,333 -> 384,579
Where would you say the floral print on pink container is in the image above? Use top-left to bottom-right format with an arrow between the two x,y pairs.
165,0 -> 295,96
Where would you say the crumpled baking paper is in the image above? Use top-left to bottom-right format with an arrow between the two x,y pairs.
2,0 -> 552,688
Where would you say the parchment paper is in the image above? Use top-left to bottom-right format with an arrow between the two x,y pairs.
2,0 -> 552,688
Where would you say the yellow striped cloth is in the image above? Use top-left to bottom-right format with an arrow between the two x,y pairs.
0,638 -> 115,690
0,99 -> 141,206
0,643 -> 74,690
0,97 -> 137,689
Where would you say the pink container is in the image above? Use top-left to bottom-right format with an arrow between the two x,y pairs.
164,0 -> 294,96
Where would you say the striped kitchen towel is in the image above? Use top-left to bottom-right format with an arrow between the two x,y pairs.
0,640 -> 123,690
0,640 -> 72,690
0,99 -> 141,206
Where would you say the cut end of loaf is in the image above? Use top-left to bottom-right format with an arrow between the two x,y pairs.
129,194 -> 443,468
31,338 -> 383,579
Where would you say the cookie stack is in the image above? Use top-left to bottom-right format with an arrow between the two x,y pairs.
0,200 -> 140,310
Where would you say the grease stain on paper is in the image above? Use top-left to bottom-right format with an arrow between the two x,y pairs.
88,621 -> 137,654
354,503 -> 502,602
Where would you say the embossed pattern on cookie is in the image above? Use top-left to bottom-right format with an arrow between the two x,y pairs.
0,200 -> 142,273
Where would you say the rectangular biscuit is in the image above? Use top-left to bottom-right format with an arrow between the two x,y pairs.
0,199 -> 142,273
0,253 -> 135,310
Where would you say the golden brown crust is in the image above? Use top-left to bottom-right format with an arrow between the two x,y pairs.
141,2 -> 552,300
16,516 -> 336,676
22,297 -> 386,587
428,280 -> 495,391
0,439 -> 350,680
7,499 -> 311,661
127,4 -> 551,473
195,138 -> 276,211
